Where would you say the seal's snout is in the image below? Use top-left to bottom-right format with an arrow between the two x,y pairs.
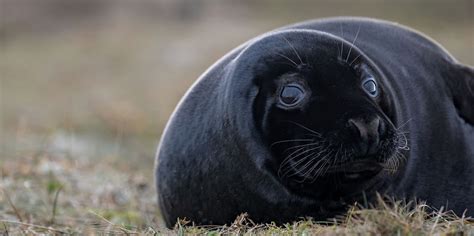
348,116 -> 385,156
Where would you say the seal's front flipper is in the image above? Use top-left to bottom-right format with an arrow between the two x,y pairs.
446,63 -> 474,125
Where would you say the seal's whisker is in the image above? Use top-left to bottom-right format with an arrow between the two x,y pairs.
331,147 -> 343,172
318,145 -> 341,178
397,142 -> 409,150
285,145 -> 322,161
349,54 -> 361,66
279,145 -> 324,174
398,151 -> 407,163
292,147 -> 331,181
395,152 -> 404,167
275,61 -> 301,68
306,150 -> 334,181
383,157 -> 395,172
283,141 -> 324,153
313,158 -> 332,181
394,152 -> 404,171
291,151 -> 327,181
280,151 -> 314,178
396,131 -> 410,150
383,149 -> 407,173
342,147 -> 349,162
394,117 -> 410,151
274,52 -> 298,67
307,155 -> 331,181
283,120 -> 322,136
345,25 -> 361,62
282,36 -> 304,65
279,146 -> 318,173
325,144 -> 343,176
316,150 -> 336,174
396,118 -> 413,130
280,146 -> 327,178
294,164 -> 316,182
279,147 -> 313,173
302,147 -> 330,171
279,146 -> 320,171
294,155 -> 320,179
270,138 -> 314,147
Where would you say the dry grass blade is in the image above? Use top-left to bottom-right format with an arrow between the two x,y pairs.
89,210 -> 138,235
0,220 -> 68,234
1,188 -> 24,222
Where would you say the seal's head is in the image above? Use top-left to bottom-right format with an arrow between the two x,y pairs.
235,30 -> 407,197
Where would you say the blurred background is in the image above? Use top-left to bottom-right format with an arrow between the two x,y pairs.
0,0 -> 472,229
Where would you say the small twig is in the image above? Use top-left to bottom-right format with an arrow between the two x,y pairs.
89,210 -> 138,235
0,188 -> 24,222
0,220 -> 68,234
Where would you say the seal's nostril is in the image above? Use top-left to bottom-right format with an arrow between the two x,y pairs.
348,118 -> 369,141
348,116 -> 382,155
348,118 -> 362,138
366,117 -> 380,139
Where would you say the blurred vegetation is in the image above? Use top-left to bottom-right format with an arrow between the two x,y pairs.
0,0 -> 473,233
1,0 -> 473,160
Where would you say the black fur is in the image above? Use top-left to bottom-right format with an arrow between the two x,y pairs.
155,17 -> 474,227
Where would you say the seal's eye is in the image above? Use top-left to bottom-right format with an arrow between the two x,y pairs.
362,78 -> 378,97
279,84 -> 305,107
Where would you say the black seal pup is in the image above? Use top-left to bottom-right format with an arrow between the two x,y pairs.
155,17 -> 474,227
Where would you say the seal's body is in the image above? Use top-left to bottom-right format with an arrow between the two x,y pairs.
155,17 -> 474,227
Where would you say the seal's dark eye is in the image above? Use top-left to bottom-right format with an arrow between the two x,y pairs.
362,78 -> 378,97
279,84 -> 305,107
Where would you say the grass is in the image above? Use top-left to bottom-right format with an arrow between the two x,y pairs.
164,205 -> 473,235
0,154 -> 158,234
0,151 -> 473,234
1,156 -> 473,235
1,141 -> 473,235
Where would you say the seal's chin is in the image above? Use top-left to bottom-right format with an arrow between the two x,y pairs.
325,159 -> 384,181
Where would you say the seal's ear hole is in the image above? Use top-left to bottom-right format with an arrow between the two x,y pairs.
447,63 -> 474,124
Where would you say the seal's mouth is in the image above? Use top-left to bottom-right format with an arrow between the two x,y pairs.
326,160 -> 383,173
